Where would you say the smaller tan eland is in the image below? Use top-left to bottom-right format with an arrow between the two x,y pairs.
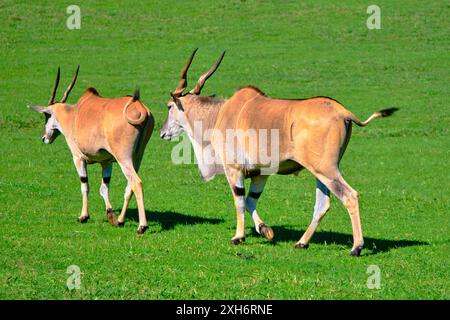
30,66 -> 154,233
160,49 -> 398,256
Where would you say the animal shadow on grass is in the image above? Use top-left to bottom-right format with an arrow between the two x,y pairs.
255,226 -> 429,255
122,209 -> 224,231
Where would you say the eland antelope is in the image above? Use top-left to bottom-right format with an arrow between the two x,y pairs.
30,67 -> 154,234
160,49 -> 398,256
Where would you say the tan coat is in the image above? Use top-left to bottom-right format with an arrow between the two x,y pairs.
32,68 -> 154,233
161,50 -> 397,255
58,88 -> 153,166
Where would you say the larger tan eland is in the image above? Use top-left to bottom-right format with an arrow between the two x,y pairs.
30,67 -> 154,234
160,49 -> 398,256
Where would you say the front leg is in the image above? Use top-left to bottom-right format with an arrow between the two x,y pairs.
246,175 -> 274,241
224,167 -> 246,245
73,157 -> 89,223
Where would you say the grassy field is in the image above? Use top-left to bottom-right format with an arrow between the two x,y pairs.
0,0 -> 448,299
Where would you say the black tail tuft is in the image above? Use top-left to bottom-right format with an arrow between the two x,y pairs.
133,88 -> 140,101
379,108 -> 399,117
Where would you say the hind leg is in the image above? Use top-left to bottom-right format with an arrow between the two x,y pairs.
295,179 -> 330,249
100,162 -> 118,226
117,184 -> 132,226
314,170 -> 364,256
116,153 -> 144,227
117,160 -> 148,234
245,175 -> 274,240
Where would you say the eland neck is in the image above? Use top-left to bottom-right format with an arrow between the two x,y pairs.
183,95 -> 226,144
182,95 -> 226,181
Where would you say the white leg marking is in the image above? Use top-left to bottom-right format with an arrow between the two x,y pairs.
73,157 -> 89,219
99,164 -> 113,208
297,179 -> 331,247
313,180 -> 330,222
245,175 -> 268,233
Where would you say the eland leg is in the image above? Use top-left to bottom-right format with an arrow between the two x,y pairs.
100,162 -> 118,226
117,160 -> 148,234
295,179 -> 330,249
224,168 -> 246,244
73,157 -> 89,223
246,175 -> 274,240
117,184 -> 132,227
314,170 -> 364,256
116,154 -> 144,227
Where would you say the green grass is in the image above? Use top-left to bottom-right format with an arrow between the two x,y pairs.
0,0 -> 448,299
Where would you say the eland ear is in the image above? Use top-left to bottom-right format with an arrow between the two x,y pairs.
29,106 -> 51,114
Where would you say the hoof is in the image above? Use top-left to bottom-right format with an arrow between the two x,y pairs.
350,246 -> 363,257
106,208 -> 119,226
137,225 -> 148,234
117,221 -> 125,227
259,223 -> 274,241
78,216 -> 89,223
295,242 -> 309,249
230,237 -> 245,245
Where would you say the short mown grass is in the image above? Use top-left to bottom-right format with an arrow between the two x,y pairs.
0,0 -> 448,299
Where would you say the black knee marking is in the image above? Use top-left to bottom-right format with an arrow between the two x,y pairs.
80,176 -> 88,183
234,186 -> 245,197
317,181 -> 329,195
248,191 -> 262,199
102,177 -> 111,184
